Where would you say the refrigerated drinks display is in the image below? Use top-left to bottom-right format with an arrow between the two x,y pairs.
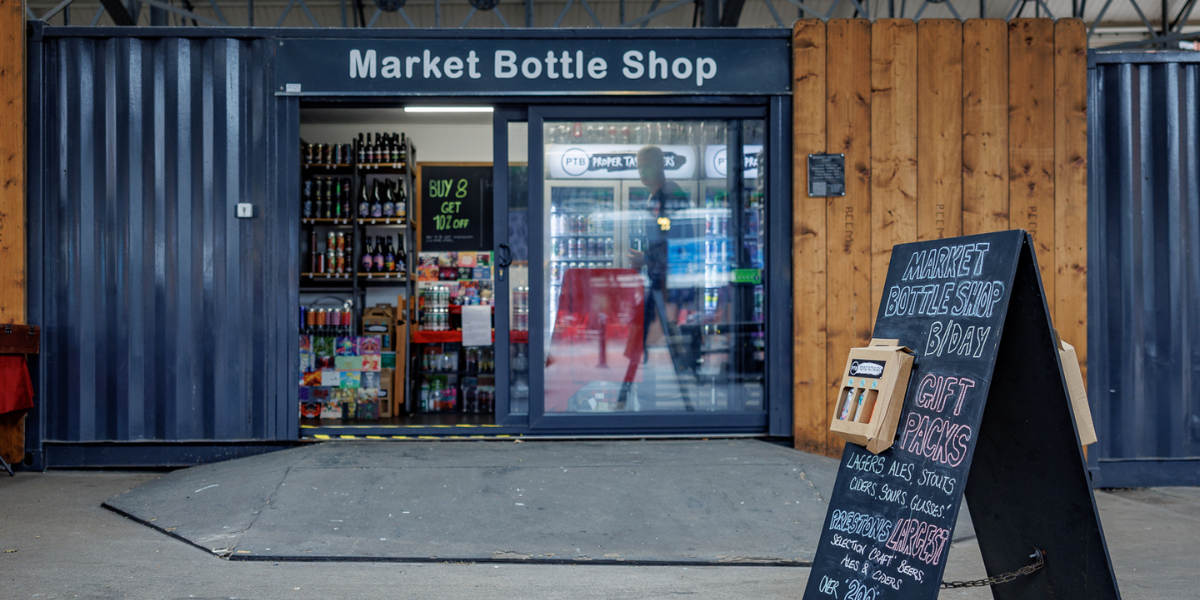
542,121 -> 768,414
411,250 -> 497,416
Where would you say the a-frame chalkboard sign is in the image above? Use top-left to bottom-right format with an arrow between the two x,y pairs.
803,231 -> 1120,600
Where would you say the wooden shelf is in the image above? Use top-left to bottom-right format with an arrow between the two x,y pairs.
301,163 -> 354,169
359,218 -> 408,227
358,162 -> 410,170
301,218 -> 409,227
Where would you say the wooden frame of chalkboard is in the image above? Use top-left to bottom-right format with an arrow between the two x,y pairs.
802,230 -> 1120,600
415,162 -> 494,253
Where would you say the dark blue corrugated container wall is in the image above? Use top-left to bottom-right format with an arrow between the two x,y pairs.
1089,51 -> 1200,487
26,29 -> 299,467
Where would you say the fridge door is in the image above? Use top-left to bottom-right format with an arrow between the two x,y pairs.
528,107 -> 770,433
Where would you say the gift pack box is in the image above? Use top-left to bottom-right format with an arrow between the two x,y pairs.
829,339 -> 915,454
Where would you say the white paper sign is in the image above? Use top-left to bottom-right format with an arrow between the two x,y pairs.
462,305 -> 493,347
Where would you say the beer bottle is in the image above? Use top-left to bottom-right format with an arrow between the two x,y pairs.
359,180 -> 371,218
383,179 -> 396,218
374,236 -> 385,272
385,236 -> 396,273
396,178 -> 407,218
371,180 -> 383,218
399,133 -> 407,165
396,236 -> 408,275
362,236 -> 374,273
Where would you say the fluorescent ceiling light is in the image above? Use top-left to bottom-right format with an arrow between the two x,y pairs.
404,106 -> 494,113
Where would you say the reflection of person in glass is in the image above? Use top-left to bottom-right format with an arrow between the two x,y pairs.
618,145 -> 694,411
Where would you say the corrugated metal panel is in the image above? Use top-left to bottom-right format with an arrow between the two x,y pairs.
32,34 -> 297,444
1089,51 -> 1200,487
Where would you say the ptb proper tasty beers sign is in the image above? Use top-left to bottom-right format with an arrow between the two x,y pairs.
276,36 -> 789,96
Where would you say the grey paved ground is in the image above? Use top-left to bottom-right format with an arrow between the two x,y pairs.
102,440 -> 857,564
0,440 -> 1196,599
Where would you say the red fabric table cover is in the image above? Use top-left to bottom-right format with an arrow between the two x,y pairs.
0,355 -> 34,415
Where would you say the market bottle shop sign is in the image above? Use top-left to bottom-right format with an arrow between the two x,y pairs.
275,37 -> 789,96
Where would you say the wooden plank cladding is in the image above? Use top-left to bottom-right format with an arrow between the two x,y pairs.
0,0 -> 25,326
792,19 -> 828,455
917,19 -> 963,242
0,0 -> 27,467
791,19 -> 1087,457
824,19 -> 872,452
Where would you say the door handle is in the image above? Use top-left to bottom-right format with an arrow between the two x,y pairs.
498,243 -> 513,267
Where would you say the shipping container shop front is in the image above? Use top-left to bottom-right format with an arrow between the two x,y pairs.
28,27 -> 793,467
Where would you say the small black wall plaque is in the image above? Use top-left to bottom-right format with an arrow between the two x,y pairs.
808,153 -> 845,197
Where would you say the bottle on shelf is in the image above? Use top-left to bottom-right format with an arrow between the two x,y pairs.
373,236 -> 385,272
361,237 -> 374,273
396,178 -> 407,218
371,181 -> 383,218
399,133 -> 407,165
384,236 -> 396,273
396,236 -> 408,275
358,179 -> 370,218
383,179 -> 396,218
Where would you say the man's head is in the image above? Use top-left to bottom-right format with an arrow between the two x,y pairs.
637,146 -> 666,191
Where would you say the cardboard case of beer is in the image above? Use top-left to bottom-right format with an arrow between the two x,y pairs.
829,339 -> 915,454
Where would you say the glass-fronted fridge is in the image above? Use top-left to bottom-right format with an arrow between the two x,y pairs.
540,121 -> 767,416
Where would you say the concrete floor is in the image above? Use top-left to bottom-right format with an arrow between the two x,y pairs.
1,440 -> 1196,599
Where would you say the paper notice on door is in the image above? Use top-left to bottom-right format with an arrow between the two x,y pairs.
462,305 -> 492,347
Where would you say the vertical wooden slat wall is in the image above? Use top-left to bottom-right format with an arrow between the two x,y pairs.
792,18 -> 1088,457
0,0 -> 24,324
792,20 -> 828,454
0,0 -> 27,465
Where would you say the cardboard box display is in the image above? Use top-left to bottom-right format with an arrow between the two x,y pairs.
320,371 -> 342,387
359,336 -> 382,355
362,304 -> 396,349
829,339 -> 915,454
379,368 -> 393,418
340,372 -> 361,389
362,355 -> 381,371
1059,339 -> 1097,446
335,356 -> 362,371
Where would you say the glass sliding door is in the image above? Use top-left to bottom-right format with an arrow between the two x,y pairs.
528,107 -> 771,432
492,110 -> 529,426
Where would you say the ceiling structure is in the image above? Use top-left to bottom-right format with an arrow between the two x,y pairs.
22,0 -> 1200,49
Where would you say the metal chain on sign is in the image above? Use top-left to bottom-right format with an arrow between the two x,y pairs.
940,548 -> 1045,589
